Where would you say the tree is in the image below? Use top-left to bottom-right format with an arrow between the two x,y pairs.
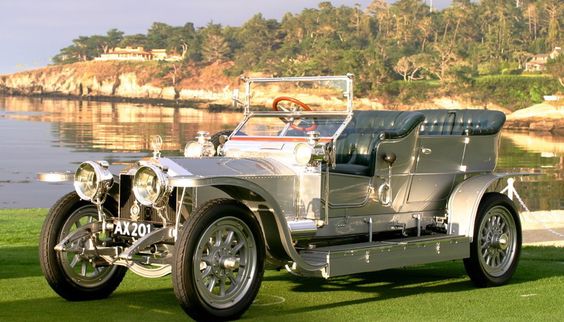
543,0 -> 562,49
363,45 -> 391,88
234,14 -> 281,71
166,23 -> 201,61
512,50 -> 533,69
426,43 -> 457,81
389,0 -> 430,48
478,0 -> 525,60
52,35 -> 102,63
119,34 -> 148,48
52,45 -> 81,64
146,22 -> 174,49
102,29 -> 124,53
367,0 -> 393,38
394,55 -> 426,81
525,3 -> 539,40
546,54 -> 564,86
202,24 -> 230,63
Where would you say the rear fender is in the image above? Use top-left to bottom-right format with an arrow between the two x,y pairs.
447,173 -> 519,242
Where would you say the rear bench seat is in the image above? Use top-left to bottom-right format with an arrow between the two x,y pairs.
331,109 -> 506,176
418,109 -> 506,136
333,111 -> 424,176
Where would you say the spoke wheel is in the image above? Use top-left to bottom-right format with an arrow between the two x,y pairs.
194,217 -> 257,308
464,192 -> 521,287
39,192 -> 126,300
59,206 -> 118,287
173,199 -> 265,321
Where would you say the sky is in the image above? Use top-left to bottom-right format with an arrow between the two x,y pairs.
0,0 -> 451,75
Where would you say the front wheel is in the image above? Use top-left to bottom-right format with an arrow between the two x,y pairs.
464,192 -> 522,287
39,192 -> 127,300
173,199 -> 265,321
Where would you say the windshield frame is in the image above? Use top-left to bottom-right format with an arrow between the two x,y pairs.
241,74 -> 354,115
230,75 -> 355,142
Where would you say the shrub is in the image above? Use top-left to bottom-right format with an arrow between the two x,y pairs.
470,75 -> 559,110
376,80 -> 440,104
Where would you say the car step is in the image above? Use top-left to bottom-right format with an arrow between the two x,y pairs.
296,235 -> 470,278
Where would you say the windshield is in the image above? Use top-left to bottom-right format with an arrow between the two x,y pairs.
234,115 -> 346,138
231,75 -> 353,140
241,75 -> 353,113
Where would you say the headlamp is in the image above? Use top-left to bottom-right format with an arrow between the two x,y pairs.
294,143 -> 313,166
74,161 -> 113,202
132,164 -> 170,207
184,131 -> 215,158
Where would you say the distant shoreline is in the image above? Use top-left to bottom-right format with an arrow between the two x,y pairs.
0,92 -> 236,112
2,92 -> 562,136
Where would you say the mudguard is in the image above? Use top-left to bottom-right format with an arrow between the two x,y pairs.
169,175 -> 327,272
447,173 -> 522,241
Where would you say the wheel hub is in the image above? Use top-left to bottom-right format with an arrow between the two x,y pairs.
210,247 -> 240,275
220,256 -> 240,270
492,233 -> 509,250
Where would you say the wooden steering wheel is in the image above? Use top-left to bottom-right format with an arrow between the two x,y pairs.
272,96 -> 317,132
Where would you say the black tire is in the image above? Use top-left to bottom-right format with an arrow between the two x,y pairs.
464,192 -> 522,287
39,192 -> 127,301
210,130 -> 233,154
173,199 -> 265,321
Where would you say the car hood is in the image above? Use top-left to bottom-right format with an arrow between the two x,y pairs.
159,156 -> 297,178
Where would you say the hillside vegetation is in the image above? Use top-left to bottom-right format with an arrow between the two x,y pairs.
1,0 -> 562,111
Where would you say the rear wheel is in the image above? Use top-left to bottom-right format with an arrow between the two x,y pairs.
173,199 -> 265,321
39,192 -> 127,300
464,192 -> 521,287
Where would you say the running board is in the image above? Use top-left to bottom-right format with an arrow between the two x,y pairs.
294,235 -> 470,278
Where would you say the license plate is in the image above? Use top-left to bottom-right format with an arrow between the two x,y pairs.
113,220 -> 153,238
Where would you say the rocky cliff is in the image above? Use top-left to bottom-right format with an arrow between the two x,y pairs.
0,61 -> 238,106
0,60 -> 388,109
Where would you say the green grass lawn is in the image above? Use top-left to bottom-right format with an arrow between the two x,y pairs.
1,209 -> 564,321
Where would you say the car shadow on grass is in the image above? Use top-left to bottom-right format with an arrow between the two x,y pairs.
0,287 -> 187,322
1,244 -> 562,321
257,246 -> 564,317
0,246 -> 42,279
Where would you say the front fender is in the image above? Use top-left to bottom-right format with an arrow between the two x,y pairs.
447,173 -> 523,241
169,175 -> 326,272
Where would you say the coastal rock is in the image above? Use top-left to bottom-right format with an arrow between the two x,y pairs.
529,121 -> 555,132
505,102 -> 564,132
0,61 -> 237,105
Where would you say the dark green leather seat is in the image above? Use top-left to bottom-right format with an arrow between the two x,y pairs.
333,111 -> 424,176
418,109 -> 506,136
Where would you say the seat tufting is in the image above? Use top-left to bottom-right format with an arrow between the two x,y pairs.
333,110 -> 424,176
418,109 -> 506,136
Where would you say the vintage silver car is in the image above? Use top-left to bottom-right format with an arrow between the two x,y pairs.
39,75 -> 522,320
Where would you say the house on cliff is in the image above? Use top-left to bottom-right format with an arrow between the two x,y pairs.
95,47 -> 182,62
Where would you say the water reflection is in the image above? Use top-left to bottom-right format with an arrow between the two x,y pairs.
498,132 -> 564,211
0,96 -> 562,212
0,96 -> 239,152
